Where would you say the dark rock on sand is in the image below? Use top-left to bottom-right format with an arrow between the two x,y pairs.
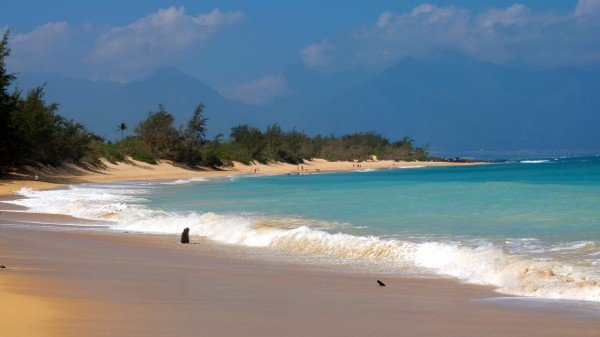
181,228 -> 190,244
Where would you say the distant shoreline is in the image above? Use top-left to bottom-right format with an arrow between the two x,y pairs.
0,157 -> 483,197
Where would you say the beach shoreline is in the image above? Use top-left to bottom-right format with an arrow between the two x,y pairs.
0,158 -> 481,197
1,217 -> 599,337
3,160 -> 599,337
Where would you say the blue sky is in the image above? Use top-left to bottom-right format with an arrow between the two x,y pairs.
2,0 -> 598,104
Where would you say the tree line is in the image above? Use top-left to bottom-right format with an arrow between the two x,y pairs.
112,107 -> 428,168
1,33 -> 104,172
0,32 -> 429,175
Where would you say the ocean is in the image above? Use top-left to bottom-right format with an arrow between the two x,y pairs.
7,156 -> 600,303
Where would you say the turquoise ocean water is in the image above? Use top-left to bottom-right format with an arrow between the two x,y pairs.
147,157 -> 600,242
7,156 -> 600,302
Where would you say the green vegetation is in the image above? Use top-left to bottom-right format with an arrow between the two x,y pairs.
1,33 -> 105,171
0,32 -> 429,175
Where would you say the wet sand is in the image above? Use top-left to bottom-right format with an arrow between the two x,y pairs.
1,211 -> 599,337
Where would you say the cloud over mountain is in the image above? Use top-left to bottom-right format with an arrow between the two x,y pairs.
9,22 -> 72,73
302,1 -> 600,70
219,74 -> 289,105
90,7 -> 243,70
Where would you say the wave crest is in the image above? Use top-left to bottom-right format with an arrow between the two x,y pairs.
520,160 -> 550,164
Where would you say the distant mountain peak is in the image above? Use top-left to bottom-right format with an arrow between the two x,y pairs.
146,65 -> 198,82
152,65 -> 187,76
132,66 -> 219,95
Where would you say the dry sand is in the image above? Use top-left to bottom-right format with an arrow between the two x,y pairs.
1,211 -> 599,337
0,273 -> 61,337
0,157 -> 476,196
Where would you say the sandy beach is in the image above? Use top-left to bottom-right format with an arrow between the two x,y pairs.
0,158 -> 475,197
2,160 -> 598,337
1,212 -> 599,337
4,0 -> 598,335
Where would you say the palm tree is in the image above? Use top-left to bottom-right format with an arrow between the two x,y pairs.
117,122 -> 127,140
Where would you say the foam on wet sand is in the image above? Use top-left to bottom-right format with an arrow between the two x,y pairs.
1,209 -> 599,337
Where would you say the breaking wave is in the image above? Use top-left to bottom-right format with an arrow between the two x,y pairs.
163,177 -> 209,185
355,168 -> 376,172
520,160 -> 550,164
7,184 -> 600,303
398,165 -> 426,169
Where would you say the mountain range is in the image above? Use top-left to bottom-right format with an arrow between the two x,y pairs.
14,53 -> 600,158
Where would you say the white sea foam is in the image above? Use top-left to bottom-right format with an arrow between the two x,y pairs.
520,160 -> 550,164
547,241 -> 597,253
163,177 -> 209,185
6,185 -> 600,303
355,168 -> 376,172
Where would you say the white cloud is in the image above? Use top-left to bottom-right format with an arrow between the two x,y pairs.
303,1 -> 600,69
411,4 -> 436,17
12,22 -> 70,51
350,4 -> 470,67
6,7 -> 243,78
90,7 -> 244,70
478,4 -> 530,28
301,41 -> 333,68
574,0 -> 600,16
219,75 -> 288,105
9,22 -> 71,73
